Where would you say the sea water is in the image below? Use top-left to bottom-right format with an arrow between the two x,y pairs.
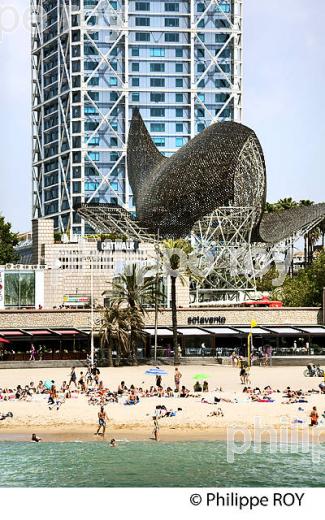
0,441 -> 324,487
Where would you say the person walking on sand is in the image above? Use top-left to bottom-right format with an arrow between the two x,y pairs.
95,406 -> 109,436
310,406 -> 319,427
68,366 -> 77,388
244,367 -> 251,385
29,344 -> 36,361
239,365 -> 246,384
174,367 -> 182,393
78,371 -> 86,392
156,372 -> 162,388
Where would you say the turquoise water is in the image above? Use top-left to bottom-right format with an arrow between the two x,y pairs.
0,441 -> 324,487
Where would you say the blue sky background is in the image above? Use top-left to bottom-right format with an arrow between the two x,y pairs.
0,0 -> 324,231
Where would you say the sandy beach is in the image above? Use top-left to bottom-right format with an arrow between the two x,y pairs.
0,364 -> 325,442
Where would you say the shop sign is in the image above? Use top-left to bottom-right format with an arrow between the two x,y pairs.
63,295 -> 90,306
98,240 -> 139,252
188,316 -> 226,325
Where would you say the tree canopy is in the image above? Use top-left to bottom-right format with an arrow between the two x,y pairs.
0,215 -> 19,264
275,251 -> 325,307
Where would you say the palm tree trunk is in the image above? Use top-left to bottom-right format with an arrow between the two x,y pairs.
115,342 -> 121,367
128,300 -> 138,366
107,340 -> 113,367
171,275 -> 179,365
129,331 -> 138,366
308,231 -> 313,264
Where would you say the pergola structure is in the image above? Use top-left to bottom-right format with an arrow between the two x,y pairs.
76,202 -> 155,242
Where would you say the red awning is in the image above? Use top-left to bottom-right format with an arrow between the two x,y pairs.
0,330 -> 27,336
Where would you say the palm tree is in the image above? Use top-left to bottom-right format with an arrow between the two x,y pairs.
103,264 -> 161,364
319,219 -> 325,248
162,239 -> 193,365
99,304 -> 130,366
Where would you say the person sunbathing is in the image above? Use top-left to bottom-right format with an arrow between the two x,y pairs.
179,386 -> 189,398
125,391 -> 139,405
0,412 -> 13,421
207,409 -> 224,417
117,381 -> 127,395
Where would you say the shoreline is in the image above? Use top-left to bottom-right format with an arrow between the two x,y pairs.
1,423 -> 325,443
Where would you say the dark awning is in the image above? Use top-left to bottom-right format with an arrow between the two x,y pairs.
296,327 -> 325,335
51,329 -> 89,336
264,326 -> 303,335
144,328 -> 173,337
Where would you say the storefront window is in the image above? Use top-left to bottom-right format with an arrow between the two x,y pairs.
4,272 -> 35,308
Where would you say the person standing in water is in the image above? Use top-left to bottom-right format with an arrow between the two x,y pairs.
95,406 -> 109,436
153,417 -> 159,441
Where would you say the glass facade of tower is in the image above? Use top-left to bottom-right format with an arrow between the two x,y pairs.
32,0 -> 242,236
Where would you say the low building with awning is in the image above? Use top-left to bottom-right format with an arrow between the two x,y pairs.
0,328 -> 89,361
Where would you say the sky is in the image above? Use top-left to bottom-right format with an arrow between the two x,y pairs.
0,0 -> 324,231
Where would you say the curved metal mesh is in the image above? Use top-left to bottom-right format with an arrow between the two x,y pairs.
127,110 -> 267,238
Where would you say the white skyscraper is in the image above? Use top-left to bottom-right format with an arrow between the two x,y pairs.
32,0 -> 242,236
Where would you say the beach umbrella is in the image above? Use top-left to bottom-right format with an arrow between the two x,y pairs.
44,379 -> 53,390
145,368 -> 168,376
193,373 -> 209,380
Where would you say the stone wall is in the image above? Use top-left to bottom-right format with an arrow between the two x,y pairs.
0,306 -> 322,330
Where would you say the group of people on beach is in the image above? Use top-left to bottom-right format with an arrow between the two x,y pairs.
3,362 -> 325,443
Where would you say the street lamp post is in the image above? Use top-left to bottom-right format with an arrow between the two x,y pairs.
153,230 -> 160,363
90,255 -> 95,368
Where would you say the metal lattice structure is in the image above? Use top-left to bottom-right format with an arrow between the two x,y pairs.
257,203 -> 325,244
189,206 -> 325,304
32,0 -> 243,236
76,202 -> 155,241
